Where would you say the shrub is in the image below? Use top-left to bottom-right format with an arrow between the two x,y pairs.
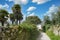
19,22 -> 40,40
0,22 -> 40,40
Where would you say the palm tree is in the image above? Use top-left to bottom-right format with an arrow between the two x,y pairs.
17,14 -> 23,24
0,9 -> 9,26
12,4 -> 23,24
9,14 -> 15,24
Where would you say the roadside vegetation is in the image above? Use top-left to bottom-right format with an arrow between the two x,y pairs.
0,4 -> 41,40
46,30 -> 60,40
0,3 -> 60,40
42,7 -> 60,40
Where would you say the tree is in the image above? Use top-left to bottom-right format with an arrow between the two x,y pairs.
44,16 -> 51,24
55,10 -> 60,36
51,13 -> 57,25
25,16 -> 41,25
12,4 -> 23,24
50,7 -> 60,35
43,16 -> 51,32
9,14 -> 15,24
0,9 -> 8,26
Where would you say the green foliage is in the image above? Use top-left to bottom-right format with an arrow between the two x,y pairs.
42,24 -> 50,32
10,14 -> 15,24
0,9 -> 9,26
44,16 -> 51,24
26,16 -> 41,25
0,4 -> 41,40
12,4 -> 23,24
51,7 -> 60,25
19,22 -> 40,40
46,31 -> 60,40
20,22 -> 37,31
12,4 -> 21,11
0,22 -> 40,40
43,7 -> 60,33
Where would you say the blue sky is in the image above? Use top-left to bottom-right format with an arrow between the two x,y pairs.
0,0 -> 60,20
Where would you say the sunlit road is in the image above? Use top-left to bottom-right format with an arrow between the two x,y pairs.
37,32 -> 51,40
37,24 -> 51,40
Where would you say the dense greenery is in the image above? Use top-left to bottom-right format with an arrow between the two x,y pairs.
43,7 -> 60,40
0,22 -> 40,40
0,4 -> 40,40
25,16 -> 41,25
43,7 -> 60,32
0,9 -> 9,26
43,16 -> 51,25
10,14 -> 15,24
20,22 -> 40,40
0,2 -> 60,40
12,4 -> 23,24
46,30 -> 60,40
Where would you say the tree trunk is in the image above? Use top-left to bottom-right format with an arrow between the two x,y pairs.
15,20 -> 18,25
1,22 -> 4,26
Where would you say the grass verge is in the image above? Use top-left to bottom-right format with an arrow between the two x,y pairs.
46,31 -> 60,40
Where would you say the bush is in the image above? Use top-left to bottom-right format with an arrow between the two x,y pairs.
42,24 -> 50,32
19,22 -> 40,40
0,22 -> 40,40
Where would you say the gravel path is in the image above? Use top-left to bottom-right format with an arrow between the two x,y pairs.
37,24 -> 51,40
37,32 -> 51,40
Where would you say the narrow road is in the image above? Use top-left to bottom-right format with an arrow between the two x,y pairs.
37,24 -> 51,40
37,32 -> 51,40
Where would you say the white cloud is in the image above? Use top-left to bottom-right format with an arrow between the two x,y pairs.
7,0 -> 28,5
0,5 -> 2,8
32,0 -> 51,4
28,12 -> 35,16
44,5 -> 59,20
3,3 -> 9,8
44,5 -> 58,16
0,3 -> 9,9
20,0 -> 28,4
27,6 -> 36,12
48,5 -> 58,13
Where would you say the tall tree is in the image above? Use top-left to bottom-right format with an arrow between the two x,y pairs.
44,16 -> 51,25
51,13 -> 57,25
43,16 -> 51,32
50,7 -> 60,35
9,14 -> 15,24
0,9 -> 8,26
12,4 -> 23,24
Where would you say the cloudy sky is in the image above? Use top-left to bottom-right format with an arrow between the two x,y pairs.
0,0 -> 60,20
